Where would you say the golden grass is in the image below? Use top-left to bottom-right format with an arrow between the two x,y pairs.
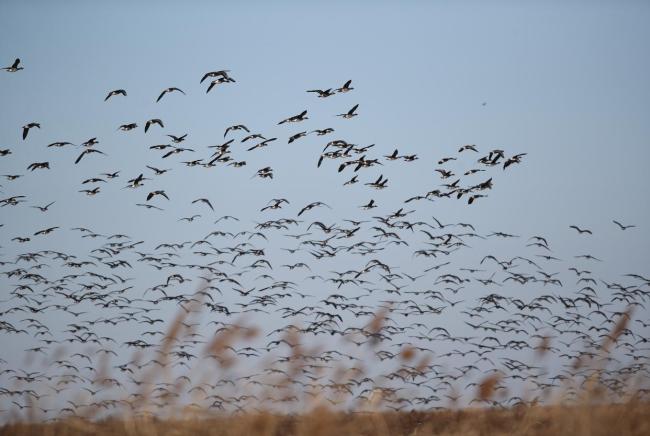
2,402 -> 650,436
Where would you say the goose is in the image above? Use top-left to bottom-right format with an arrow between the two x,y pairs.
337,104 -> 359,119
104,89 -> 127,101
2,58 -> 23,72
156,87 -> 185,102
22,122 -> 40,140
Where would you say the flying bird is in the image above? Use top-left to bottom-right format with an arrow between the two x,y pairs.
336,80 -> 354,93
104,89 -> 127,101
75,148 -> 106,164
144,119 -> 164,133
569,225 -> 592,235
612,220 -> 636,230
192,198 -> 214,211
278,110 -> 308,125
156,87 -> 185,102
146,190 -> 169,201
2,58 -> 23,72
337,104 -> 359,119
22,123 -> 40,140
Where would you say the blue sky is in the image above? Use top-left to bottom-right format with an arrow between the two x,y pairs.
1,0 -> 649,414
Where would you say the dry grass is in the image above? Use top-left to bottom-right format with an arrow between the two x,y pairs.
2,402 -> 650,436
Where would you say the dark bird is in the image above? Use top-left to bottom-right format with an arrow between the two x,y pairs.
104,89 -> 127,101
298,202 -> 331,217
206,77 -> 235,93
278,110 -> 308,125
27,162 -> 50,171
312,128 -> 335,136
307,89 -> 335,98
2,58 -> 23,72
337,104 -> 359,119
569,225 -> 592,235
75,148 -> 106,164
503,153 -> 527,170
612,220 -> 636,230
146,191 -> 169,201
288,132 -> 307,144
34,227 -> 59,236
31,201 -> 55,212
146,166 -> 170,175
167,133 -> 188,143
192,198 -> 214,211
336,80 -> 354,93
200,70 -> 232,83
118,123 -> 138,131
144,119 -> 164,133
224,125 -> 250,137
156,87 -> 185,102
22,123 -> 40,140
247,137 -> 277,151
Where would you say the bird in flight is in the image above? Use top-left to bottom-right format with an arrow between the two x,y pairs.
27,162 -> 50,171
192,198 -> 214,211
75,148 -> 106,164
104,89 -> 127,101
144,119 -> 164,133
147,190 -> 170,201
336,79 -> 354,93
307,88 -> 335,98
156,87 -> 185,102
2,58 -> 23,72
569,225 -> 592,235
337,104 -> 359,119
31,201 -> 55,212
200,70 -> 232,83
278,110 -> 308,125
224,125 -> 250,137
22,122 -> 40,140
612,220 -> 636,230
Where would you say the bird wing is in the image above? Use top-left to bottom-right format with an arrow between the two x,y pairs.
74,150 -> 86,164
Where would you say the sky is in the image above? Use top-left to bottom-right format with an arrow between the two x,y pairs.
0,0 -> 649,416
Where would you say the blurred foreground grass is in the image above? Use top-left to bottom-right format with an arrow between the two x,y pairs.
2,402 -> 649,436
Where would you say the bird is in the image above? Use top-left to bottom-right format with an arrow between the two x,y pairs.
298,202 -> 331,217
612,220 -> 636,230
146,166 -> 171,175
336,80 -> 354,93
144,119 -> 164,133
2,58 -> 23,72
192,198 -> 214,211
31,201 -> 55,212
312,128 -> 335,136
200,70 -> 232,83
34,227 -> 59,236
224,125 -> 250,137
156,87 -> 185,102
206,77 -> 235,93
27,162 -> 50,171
75,149 -> 106,164
569,225 -> 592,235
146,191 -> 169,201
278,110 -> 308,125
307,89 -> 335,98
167,134 -> 188,143
22,122 -> 40,140
104,89 -> 127,101
117,123 -> 138,131
337,104 -> 359,119
288,132 -> 307,144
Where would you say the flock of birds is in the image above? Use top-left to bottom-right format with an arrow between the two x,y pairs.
0,57 -> 648,420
